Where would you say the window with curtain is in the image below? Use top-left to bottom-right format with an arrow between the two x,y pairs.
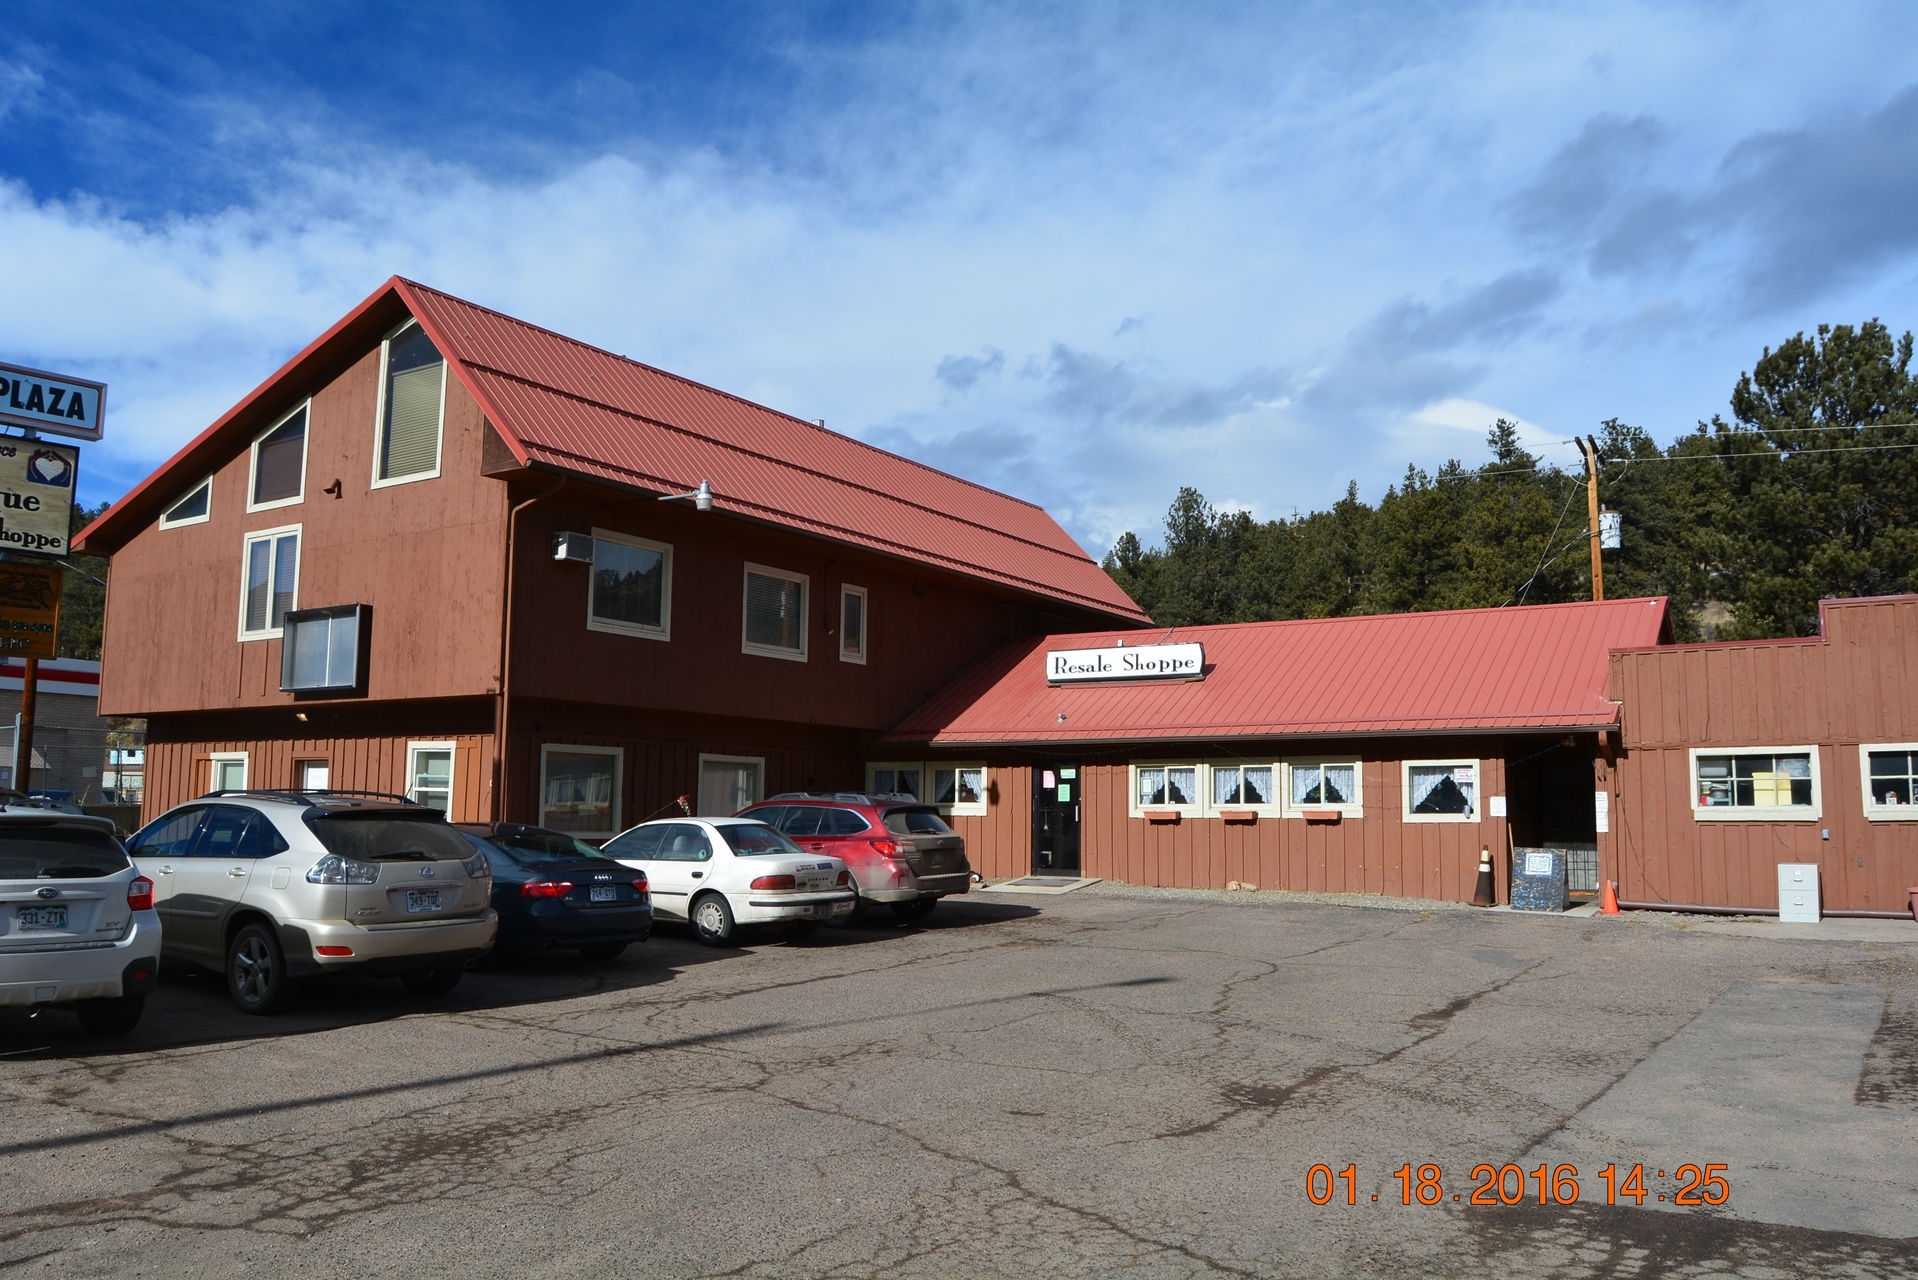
240,527 -> 300,637
1289,763 -> 1357,808
251,405 -> 307,506
1407,762 -> 1476,818
1137,765 -> 1197,808
377,323 -> 445,482
1213,765 -> 1274,806
869,765 -> 922,799
743,565 -> 807,657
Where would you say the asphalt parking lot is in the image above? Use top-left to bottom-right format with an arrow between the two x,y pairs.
2,887 -> 1916,1279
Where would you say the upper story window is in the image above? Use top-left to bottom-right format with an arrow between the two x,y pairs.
587,529 -> 671,640
240,524 -> 300,640
159,476 -> 213,529
375,322 -> 446,486
839,584 -> 867,664
249,403 -> 308,510
743,563 -> 807,660
1692,748 -> 1819,821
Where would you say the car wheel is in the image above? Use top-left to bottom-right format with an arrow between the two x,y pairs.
783,921 -> 819,941
890,898 -> 937,923
75,995 -> 145,1037
690,893 -> 736,946
578,942 -> 628,962
227,923 -> 298,1015
400,965 -> 464,997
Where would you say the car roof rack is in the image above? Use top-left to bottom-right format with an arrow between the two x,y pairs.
203,789 -> 423,807
765,791 -> 926,805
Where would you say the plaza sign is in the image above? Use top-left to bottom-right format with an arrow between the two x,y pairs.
1046,641 -> 1205,683
0,362 -> 106,442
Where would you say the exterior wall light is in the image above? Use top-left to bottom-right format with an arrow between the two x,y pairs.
660,479 -> 714,512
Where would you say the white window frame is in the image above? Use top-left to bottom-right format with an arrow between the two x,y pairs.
1200,759 -> 1283,817
370,318 -> 447,491
586,527 -> 673,641
207,751 -> 248,793
741,562 -> 809,662
1279,759 -> 1363,819
159,475 -> 214,529
1129,760 -> 1207,818
1687,746 -> 1822,822
698,753 -> 765,817
1403,759 -> 1482,824
246,399 -> 310,514
237,522 -> 302,641
1861,743 -> 1918,821
538,744 -> 625,838
839,584 -> 868,665
407,741 -> 457,814
866,761 -> 987,815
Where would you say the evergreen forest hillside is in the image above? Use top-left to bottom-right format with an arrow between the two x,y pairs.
1102,322 -> 1918,642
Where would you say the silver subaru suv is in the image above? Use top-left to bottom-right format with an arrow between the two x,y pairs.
127,791 -> 496,1014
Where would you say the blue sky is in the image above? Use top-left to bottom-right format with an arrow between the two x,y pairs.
8,2 -> 1918,554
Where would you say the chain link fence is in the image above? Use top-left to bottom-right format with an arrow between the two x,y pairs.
0,721 -> 145,807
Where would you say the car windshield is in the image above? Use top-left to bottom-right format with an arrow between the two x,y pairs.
719,823 -> 805,856
305,812 -> 473,862
489,830 -> 614,865
883,809 -> 954,836
0,824 -> 131,879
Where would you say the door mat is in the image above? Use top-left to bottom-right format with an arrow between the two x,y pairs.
979,876 -> 1102,894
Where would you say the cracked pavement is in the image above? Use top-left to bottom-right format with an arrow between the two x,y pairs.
1,887 -> 1915,1278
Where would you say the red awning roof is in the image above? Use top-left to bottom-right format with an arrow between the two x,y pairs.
76,277 -> 1148,624
883,597 -> 1670,745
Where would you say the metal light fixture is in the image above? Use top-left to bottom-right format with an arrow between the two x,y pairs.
659,479 -> 714,512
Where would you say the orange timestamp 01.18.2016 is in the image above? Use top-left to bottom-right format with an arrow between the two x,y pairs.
1304,1162 -> 1730,1208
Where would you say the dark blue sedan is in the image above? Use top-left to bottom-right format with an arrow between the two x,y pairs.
456,823 -> 652,961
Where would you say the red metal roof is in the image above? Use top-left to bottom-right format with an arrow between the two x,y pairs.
883,597 -> 1670,745
77,277 -> 1148,624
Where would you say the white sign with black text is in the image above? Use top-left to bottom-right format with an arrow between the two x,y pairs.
1046,641 -> 1205,683
0,363 -> 105,442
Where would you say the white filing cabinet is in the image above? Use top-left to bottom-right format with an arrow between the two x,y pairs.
1777,863 -> 1820,923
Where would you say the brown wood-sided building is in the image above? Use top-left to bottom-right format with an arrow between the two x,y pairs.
74,279 -> 1149,835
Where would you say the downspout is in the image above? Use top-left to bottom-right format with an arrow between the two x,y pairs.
494,473 -> 568,822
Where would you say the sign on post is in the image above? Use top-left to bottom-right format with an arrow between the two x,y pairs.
0,560 -> 63,657
0,363 -> 105,442
0,438 -> 77,557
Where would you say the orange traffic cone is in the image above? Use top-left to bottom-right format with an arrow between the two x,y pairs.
1471,848 -> 1496,906
1601,879 -> 1620,915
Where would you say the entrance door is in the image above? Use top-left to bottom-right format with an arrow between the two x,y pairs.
1031,763 -> 1081,876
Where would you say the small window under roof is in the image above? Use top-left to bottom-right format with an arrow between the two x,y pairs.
159,477 -> 212,528
252,406 -> 307,507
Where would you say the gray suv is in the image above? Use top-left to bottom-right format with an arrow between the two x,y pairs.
128,791 -> 497,1014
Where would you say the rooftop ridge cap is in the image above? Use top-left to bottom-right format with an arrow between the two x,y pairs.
402,278 -> 1059,517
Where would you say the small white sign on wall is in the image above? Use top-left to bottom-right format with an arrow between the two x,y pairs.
1594,791 -> 1610,834
1046,642 -> 1205,683
1489,795 -> 1507,818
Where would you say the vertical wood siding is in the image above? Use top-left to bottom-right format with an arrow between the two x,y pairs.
143,733 -> 495,825
1609,596 -> 1918,912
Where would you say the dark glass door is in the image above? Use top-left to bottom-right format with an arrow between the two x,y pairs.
1031,762 -> 1081,875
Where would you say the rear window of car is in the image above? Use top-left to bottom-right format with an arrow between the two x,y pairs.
884,809 -> 954,836
719,823 -> 805,856
488,830 -> 614,866
305,813 -> 474,862
0,824 -> 131,879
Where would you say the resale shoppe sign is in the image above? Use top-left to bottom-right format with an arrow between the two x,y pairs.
1046,642 -> 1205,683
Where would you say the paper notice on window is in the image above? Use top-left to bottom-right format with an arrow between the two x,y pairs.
1042,770 -> 1056,789
1524,851 -> 1553,876
1595,790 -> 1610,833
1489,795 -> 1507,818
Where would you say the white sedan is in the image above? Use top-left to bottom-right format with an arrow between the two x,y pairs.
601,817 -> 854,945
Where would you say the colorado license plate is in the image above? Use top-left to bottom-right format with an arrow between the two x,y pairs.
16,905 -> 67,930
830,900 -> 853,915
405,889 -> 443,913
589,886 -> 616,902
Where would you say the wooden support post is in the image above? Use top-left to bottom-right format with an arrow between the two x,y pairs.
17,655 -> 37,795
1579,435 -> 1604,602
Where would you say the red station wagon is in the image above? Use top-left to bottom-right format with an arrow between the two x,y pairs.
736,793 -> 971,922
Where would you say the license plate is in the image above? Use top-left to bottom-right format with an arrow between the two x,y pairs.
830,900 -> 853,915
405,889 -> 443,913
589,886 -> 616,902
16,904 -> 67,930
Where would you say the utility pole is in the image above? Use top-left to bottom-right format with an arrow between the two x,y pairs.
16,656 -> 35,795
1578,435 -> 1603,602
